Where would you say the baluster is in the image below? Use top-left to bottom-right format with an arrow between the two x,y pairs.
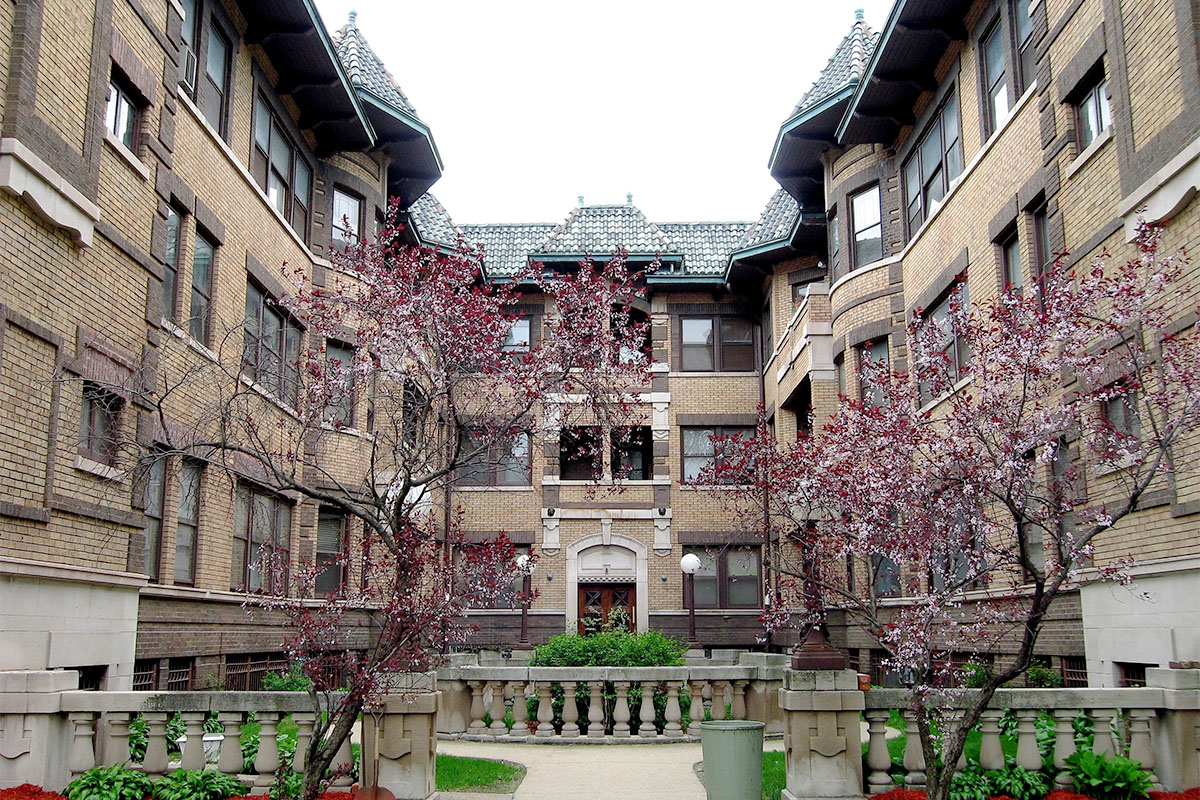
143,713 -> 170,776
179,712 -> 206,771
68,712 -> 98,775
561,682 -> 581,737
948,710 -> 968,771
903,710 -> 927,789
292,713 -> 315,773
587,681 -> 605,738
637,682 -> 657,738
489,681 -> 508,735
253,712 -> 281,789
715,681 -> 733,719
330,734 -> 354,787
535,681 -> 555,737
1091,709 -> 1117,756
215,712 -> 244,774
467,681 -> 486,734
510,681 -> 528,736
1052,710 -> 1078,788
613,681 -> 631,737
865,709 -> 893,793
1016,710 -> 1041,770
664,682 -> 683,737
104,712 -> 134,766
732,680 -> 748,720
979,710 -> 1005,771
1127,709 -> 1159,787
688,681 -> 704,736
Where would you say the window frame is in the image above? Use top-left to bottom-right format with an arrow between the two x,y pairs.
324,340 -> 356,429
559,426 -> 603,481
611,426 -> 653,481
902,91 -> 963,234
849,184 -> 883,268
243,279 -> 303,407
456,429 -> 533,487
980,17 -> 1011,136
332,187 -> 364,251
251,91 -> 312,239
919,279 -> 972,403
162,207 -> 183,322
1000,228 -> 1023,295
679,315 -> 757,373
1075,73 -> 1112,150
189,231 -> 215,345
198,15 -> 232,136
231,483 -> 293,594
681,545 -> 762,609
105,76 -> 139,150
142,453 -> 167,582
80,382 -> 123,466
1013,0 -> 1036,92
174,459 -> 202,585
857,338 -> 890,407
680,425 -> 754,484
315,508 -> 347,596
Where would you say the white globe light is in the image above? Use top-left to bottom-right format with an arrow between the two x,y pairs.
680,553 -> 702,575
516,554 -> 534,574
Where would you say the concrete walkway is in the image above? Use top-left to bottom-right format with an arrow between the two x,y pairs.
438,737 -> 785,800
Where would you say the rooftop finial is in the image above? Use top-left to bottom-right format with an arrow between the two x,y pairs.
349,9 -> 357,25
855,7 -> 864,21
577,195 -> 584,207
626,192 -> 633,205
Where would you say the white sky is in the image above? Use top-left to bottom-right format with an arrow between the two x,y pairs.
312,1 -> 897,226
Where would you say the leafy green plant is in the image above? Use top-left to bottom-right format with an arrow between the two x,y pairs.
1064,750 -> 1152,800
530,630 -> 685,667
64,763 -> 155,800
1073,711 -> 1096,751
165,714 -> 186,756
1025,664 -> 1064,688
152,770 -> 244,800
986,765 -> 1050,800
949,765 -> 991,800
961,662 -> 992,689
127,718 -> 147,763
262,665 -> 311,692
269,771 -> 302,800
1035,712 -> 1057,770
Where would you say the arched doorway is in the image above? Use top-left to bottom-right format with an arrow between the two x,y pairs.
566,534 -> 649,634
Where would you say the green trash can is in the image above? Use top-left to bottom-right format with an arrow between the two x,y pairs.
699,719 -> 764,800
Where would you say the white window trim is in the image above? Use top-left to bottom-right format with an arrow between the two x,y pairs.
103,131 -> 150,181
1065,126 -> 1112,180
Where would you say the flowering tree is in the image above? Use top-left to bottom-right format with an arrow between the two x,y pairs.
708,222 -> 1199,800
112,206 -> 654,798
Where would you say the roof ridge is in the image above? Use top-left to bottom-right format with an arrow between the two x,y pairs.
789,11 -> 878,117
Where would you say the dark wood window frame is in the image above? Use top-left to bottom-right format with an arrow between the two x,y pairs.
902,91 -> 963,234
80,382 -> 123,466
611,426 -> 653,481
189,231 -> 215,345
252,90 -> 312,240
231,483 -> 293,594
681,545 -> 762,609
1000,227 -> 1023,294
142,451 -> 167,581
679,315 -> 756,372
980,16 -> 1011,137
174,459 -> 203,585
680,425 -> 754,484
456,429 -> 533,487
315,508 -> 348,596
324,339 -> 356,428
162,206 -> 183,322
243,279 -> 303,407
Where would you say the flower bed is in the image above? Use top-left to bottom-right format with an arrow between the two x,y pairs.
874,790 -> 1200,800
0,786 -> 66,800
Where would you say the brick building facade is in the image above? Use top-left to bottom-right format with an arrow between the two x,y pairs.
1,0 -> 1197,691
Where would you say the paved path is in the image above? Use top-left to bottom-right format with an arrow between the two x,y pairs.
439,737 -> 784,800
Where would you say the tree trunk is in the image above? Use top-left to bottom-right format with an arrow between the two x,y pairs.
302,695 -> 363,800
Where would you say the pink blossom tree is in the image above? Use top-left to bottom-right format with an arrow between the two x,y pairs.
129,207 -> 654,798
707,222 -> 1199,800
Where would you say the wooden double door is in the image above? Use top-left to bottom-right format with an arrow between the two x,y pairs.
578,583 -> 636,635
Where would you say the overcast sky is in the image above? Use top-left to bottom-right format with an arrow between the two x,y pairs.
312,1 -> 897,226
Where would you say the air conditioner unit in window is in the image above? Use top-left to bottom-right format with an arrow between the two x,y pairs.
179,45 -> 198,93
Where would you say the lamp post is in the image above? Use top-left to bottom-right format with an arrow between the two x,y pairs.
680,553 -> 702,648
517,554 -> 534,647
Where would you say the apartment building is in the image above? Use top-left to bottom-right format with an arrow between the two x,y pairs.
1,0 -> 1197,692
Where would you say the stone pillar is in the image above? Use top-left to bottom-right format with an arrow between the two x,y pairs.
561,683 -> 580,738
251,712 -> 281,790
216,712 -> 244,775
488,681 -> 507,735
902,710 -> 926,789
361,692 -> 439,800
664,682 -> 683,737
1052,709 -> 1078,789
778,669 -> 864,800
510,681 -> 529,735
688,681 -> 705,736
1147,668 -> 1200,791
613,681 -> 631,737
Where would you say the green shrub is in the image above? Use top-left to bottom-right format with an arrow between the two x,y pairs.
127,717 -> 147,763
64,763 -> 155,800
152,769 -> 244,800
1025,664 -> 1064,688
949,766 -> 991,800
530,630 -> 685,667
1064,750 -> 1152,800
165,714 -> 186,756
986,765 -> 1050,800
269,771 -> 302,800
262,665 -> 311,692
961,662 -> 992,689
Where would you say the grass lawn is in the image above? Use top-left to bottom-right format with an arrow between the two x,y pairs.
763,751 -> 786,800
435,754 -> 526,794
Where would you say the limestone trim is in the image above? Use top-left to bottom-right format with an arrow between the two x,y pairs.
565,531 -> 650,633
0,556 -> 147,590
0,138 -> 101,246
1116,133 -> 1200,241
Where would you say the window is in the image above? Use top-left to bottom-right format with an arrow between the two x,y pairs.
611,426 -> 653,480
189,233 -> 214,344
921,280 -> 971,402
105,77 -> 137,149
681,425 -> 754,483
835,355 -> 846,399
903,93 -> 963,232
560,426 -> 602,480
457,430 -> 532,487
850,185 -> 882,267
680,316 -> 755,372
1061,655 -> 1088,687
142,455 -> 166,581
80,382 -> 122,466
244,281 -> 302,405
858,339 -> 890,406
762,297 -> 773,362
502,317 -> 531,354
165,658 -> 194,691
458,543 -> 531,609
174,460 -> 201,584
225,652 -> 288,691
981,20 -> 1010,134
132,659 -> 158,691
252,94 -> 312,236
1103,389 -> 1140,440
162,208 -> 182,321
615,307 -> 651,364
75,666 -> 107,692
231,484 -> 292,593
872,553 -> 901,598
332,188 -> 363,250
1117,662 -> 1150,688
792,282 -> 808,305
829,210 -> 841,272
199,22 -> 230,134
1013,0 -> 1035,91
325,341 -> 356,428
682,546 -> 761,608
315,509 -> 346,596
178,0 -> 198,90
1001,230 -> 1023,294
1076,74 -> 1111,149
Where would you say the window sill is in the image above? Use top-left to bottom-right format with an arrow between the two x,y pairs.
237,373 -> 302,422
104,132 -> 150,182
1093,452 -> 1139,478
75,454 -> 123,481
454,485 -> 536,492
668,371 -> 760,378
828,255 -> 901,295
917,374 -> 973,415
543,477 -> 667,486
678,483 -> 752,491
1065,126 -> 1112,180
163,319 -> 220,364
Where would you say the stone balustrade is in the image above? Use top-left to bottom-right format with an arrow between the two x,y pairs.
0,670 -> 440,800
435,651 -> 789,741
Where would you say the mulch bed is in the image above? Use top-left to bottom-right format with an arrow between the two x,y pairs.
875,790 -> 1200,800
0,787 -> 66,800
